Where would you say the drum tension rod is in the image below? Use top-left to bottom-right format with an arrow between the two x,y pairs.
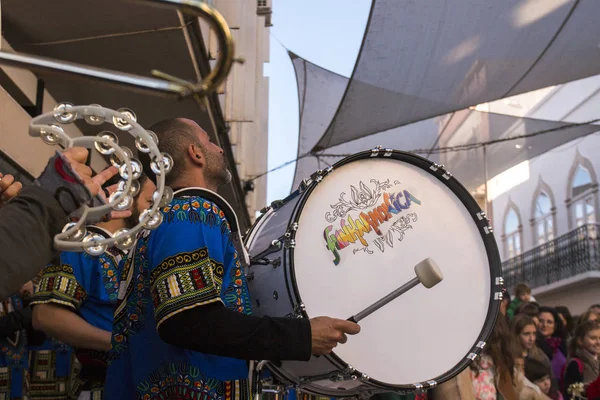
248,257 -> 281,268
248,239 -> 284,266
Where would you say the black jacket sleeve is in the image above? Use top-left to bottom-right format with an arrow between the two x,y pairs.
158,302 -> 312,361
562,360 -> 583,398
0,186 -> 66,298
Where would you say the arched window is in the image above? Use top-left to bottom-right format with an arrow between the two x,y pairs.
571,165 -> 595,227
533,191 -> 554,245
504,207 -> 521,259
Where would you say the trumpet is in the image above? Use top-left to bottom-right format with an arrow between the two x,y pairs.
0,0 -> 236,99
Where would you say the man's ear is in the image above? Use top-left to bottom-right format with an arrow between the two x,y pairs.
188,144 -> 203,167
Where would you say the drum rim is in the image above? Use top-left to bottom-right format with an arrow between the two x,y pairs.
285,149 -> 502,392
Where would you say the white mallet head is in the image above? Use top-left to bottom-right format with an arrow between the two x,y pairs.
414,258 -> 443,289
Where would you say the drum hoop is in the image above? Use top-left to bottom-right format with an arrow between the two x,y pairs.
286,149 -> 502,391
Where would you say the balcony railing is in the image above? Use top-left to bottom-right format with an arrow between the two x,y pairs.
502,224 -> 600,289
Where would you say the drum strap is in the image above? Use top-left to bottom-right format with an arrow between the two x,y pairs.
173,187 -> 250,268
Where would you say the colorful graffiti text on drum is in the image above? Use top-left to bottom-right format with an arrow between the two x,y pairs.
323,190 -> 421,265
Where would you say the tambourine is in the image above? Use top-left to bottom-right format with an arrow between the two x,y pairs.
29,103 -> 173,256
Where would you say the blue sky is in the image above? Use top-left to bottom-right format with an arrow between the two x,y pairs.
264,0 -> 371,204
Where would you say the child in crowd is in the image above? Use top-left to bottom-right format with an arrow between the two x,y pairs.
508,284 -> 532,320
525,358 -> 563,400
561,320 -> 600,398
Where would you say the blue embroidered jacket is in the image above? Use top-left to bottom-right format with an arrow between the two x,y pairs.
31,227 -> 123,395
0,295 -> 28,399
105,196 -> 252,400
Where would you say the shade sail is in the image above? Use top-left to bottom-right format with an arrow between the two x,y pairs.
311,0 -> 600,150
290,54 -> 600,193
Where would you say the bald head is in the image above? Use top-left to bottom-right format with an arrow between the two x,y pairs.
147,118 -> 204,185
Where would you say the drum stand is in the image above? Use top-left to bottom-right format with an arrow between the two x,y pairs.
250,360 -> 280,400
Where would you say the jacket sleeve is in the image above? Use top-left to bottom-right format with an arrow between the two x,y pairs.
158,301 -> 313,361
0,186 -> 66,299
587,373 -> 600,399
562,360 -> 583,398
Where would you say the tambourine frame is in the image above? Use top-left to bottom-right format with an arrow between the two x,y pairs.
29,104 -> 170,254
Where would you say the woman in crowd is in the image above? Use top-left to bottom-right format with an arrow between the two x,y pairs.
431,317 -> 519,399
512,315 -> 551,369
537,307 -> 568,379
470,317 -> 519,399
578,309 -> 599,325
561,320 -> 600,398
555,306 -> 574,340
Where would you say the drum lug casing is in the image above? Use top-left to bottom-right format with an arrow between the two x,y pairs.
283,223 -> 299,249
307,166 -> 335,186
300,178 -> 312,192
293,303 -> 305,317
427,380 -> 438,389
476,211 -> 494,234
370,145 -> 393,157
429,163 -> 453,180
259,205 -> 271,215
344,365 -> 356,376
370,145 -> 383,157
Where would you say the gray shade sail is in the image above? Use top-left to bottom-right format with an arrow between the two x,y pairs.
290,55 -> 600,194
312,0 -> 600,151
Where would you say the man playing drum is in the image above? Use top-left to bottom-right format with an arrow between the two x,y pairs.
104,118 -> 360,399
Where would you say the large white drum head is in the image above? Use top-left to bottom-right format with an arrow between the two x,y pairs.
293,158 -> 492,385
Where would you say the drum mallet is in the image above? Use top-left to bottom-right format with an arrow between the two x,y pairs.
348,258 -> 443,323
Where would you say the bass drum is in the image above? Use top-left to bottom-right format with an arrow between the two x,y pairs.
245,149 -> 501,397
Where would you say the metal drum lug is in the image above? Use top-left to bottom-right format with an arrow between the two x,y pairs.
370,145 -> 383,157
293,303 -> 305,317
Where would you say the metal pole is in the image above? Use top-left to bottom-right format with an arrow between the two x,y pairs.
0,51 -> 189,97
0,0 -> 235,99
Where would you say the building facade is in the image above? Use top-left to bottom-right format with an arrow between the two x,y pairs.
441,75 -> 600,314
202,0 -> 272,221
0,1 -> 271,224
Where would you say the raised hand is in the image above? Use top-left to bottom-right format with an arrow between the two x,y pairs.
0,173 -> 23,205
61,148 -> 131,220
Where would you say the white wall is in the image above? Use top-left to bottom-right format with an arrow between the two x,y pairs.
534,279 -> 600,316
488,75 -> 600,259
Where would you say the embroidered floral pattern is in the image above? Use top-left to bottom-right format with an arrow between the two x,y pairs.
162,198 -> 233,247
111,239 -> 150,359
97,248 -> 122,301
136,362 -> 250,400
